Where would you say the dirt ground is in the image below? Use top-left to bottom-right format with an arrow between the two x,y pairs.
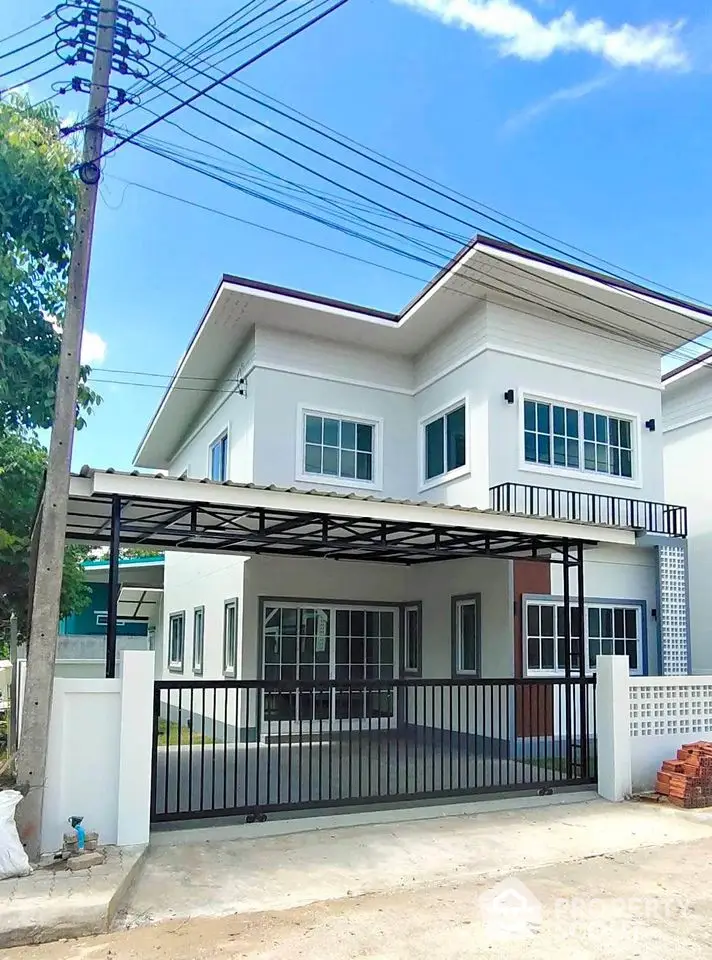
5,833 -> 712,960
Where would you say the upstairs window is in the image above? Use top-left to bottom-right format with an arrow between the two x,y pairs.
209,431 -> 228,482
303,412 -> 374,483
523,399 -> 633,480
424,402 -> 466,483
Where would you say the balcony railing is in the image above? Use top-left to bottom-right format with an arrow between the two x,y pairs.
490,482 -> 687,537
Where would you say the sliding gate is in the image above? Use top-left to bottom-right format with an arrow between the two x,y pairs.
151,676 -> 597,823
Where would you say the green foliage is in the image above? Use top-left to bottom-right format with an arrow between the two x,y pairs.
0,94 -> 100,433
0,432 -> 90,634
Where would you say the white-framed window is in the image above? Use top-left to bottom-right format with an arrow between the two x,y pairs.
223,598 -> 238,675
524,599 -> 643,675
403,603 -> 421,674
523,398 -> 634,480
168,612 -> 185,672
192,606 -> 204,675
422,400 -> 467,485
209,430 -> 228,482
301,410 -> 376,485
453,595 -> 479,676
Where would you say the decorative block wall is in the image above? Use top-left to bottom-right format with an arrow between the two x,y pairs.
629,680 -> 712,738
657,544 -> 690,676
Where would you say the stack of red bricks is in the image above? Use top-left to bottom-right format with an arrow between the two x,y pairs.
655,742 -> 712,808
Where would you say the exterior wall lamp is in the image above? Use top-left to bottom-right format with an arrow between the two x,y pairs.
645,419 -> 656,432
504,389 -> 515,404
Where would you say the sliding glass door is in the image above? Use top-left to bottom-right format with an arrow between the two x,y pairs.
262,603 -> 397,730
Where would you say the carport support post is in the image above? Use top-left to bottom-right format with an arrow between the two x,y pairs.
562,539 -> 574,777
105,496 -> 122,679
577,541 -> 588,775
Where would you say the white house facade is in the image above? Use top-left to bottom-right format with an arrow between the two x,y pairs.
134,238 -> 701,698
663,348 -> 712,673
56,236 -> 712,826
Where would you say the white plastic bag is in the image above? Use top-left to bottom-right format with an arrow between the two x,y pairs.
0,790 -> 31,880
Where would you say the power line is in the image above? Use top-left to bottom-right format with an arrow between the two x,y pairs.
0,61 -> 64,95
0,29 -> 56,61
124,68 -> 712,349
142,22 -> 711,309
94,0 -> 352,166
0,11 -> 53,47
115,138 -> 712,363
0,45 -> 56,78
105,173 -> 430,281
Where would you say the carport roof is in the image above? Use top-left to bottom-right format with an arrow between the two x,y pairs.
62,467 -> 636,565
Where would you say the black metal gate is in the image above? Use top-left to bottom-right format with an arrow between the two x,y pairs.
151,676 -> 597,823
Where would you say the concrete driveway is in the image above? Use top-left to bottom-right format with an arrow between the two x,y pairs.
7,796 -> 712,959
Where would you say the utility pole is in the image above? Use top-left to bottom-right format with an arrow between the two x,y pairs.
15,0 -> 119,861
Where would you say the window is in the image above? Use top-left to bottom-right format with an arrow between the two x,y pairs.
223,599 -> 238,675
424,402 -> 466,482
587,605 -> 640,670
262,604 -> 396,722
523,399 -> 633,480
453,596 -> 479,675
403,604 -> 421,674
192,606 -> 204,675
209,431 -> 228,482
525,600 -> 641,674
303,413 -> 374,483
168,612 -> 185,672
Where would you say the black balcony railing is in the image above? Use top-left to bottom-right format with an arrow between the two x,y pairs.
490,482 -> 687,537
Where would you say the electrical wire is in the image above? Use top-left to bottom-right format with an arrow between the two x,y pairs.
93,0 -> 352,165
122,68 -> 712,349
140,25 -> 710,308
0,29 -> 57,60
0,11 -> 54,47
114,137 -> 712,364
0,61 -> 64,95
0,45 -> 56,78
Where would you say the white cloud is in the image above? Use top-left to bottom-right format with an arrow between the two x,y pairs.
501,74 -> 612,133
394,0 -> 689,69
81,331 -> 107,366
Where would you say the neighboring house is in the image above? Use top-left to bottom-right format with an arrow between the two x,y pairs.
61,235 -> 711,825
662,349 -> 712,673
55,554 -> 164,677
133,236 -> 701,691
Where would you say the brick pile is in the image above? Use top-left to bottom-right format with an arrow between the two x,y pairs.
655,741 -> 712,808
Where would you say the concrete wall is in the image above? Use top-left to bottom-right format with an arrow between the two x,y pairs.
160,551 -> 246,681
168,332 -> 255,482
38,651 -> 153,855
663,404 -> 712,673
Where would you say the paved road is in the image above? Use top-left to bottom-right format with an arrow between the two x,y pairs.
5,832 -> 712,959
6,800 -> 712,959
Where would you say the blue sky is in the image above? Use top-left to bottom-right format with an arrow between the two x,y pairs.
4,0 -> 712,470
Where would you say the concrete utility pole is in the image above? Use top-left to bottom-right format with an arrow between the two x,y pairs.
15,0 -> 119,861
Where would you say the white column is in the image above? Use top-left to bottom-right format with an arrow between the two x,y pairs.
596,655 -> 632,801
116,650 -> 155,846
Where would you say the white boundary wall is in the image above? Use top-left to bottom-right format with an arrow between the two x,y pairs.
38,650 -> 154,855
596,656 -> 712,797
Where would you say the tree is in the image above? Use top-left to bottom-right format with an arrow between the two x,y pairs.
0,432 -> 90,636
0,94 -> 100,433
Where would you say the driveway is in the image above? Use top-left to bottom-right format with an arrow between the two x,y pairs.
6,800 -> 712,959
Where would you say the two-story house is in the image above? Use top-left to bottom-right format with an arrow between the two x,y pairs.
64,236 -> 707,824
